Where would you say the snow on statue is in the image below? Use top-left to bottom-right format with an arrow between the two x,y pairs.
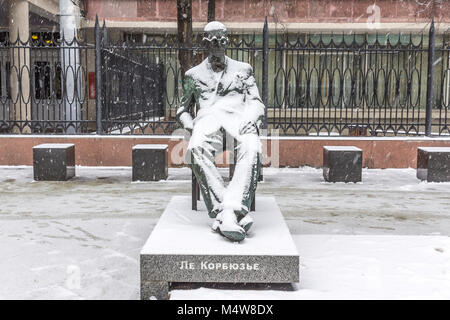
176,21 -> 265,242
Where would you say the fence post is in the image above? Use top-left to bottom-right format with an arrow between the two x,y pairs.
94,15 -> 103,135
262,16 -> 269,130
425,19 -> 435,137
102,20 -> 108,45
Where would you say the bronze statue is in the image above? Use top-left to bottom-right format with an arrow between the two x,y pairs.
177,21 -> 265,242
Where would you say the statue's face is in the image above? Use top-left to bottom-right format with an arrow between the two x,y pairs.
203,29 -> 228,57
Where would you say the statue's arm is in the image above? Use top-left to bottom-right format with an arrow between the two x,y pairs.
176,75 -> 195,133
243,65 -> 265,130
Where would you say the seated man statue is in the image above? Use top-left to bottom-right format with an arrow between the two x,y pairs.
176,21 -> 265,242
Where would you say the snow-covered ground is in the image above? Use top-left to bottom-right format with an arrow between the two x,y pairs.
0,166 -> 449,299
172,235 -> 450,300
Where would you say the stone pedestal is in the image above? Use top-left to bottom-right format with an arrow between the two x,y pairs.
417,147 -> 450,182
132,144 -> 168,181
140,196 -> 299,300
33,143 -> 75,181
323,146 -> 362,183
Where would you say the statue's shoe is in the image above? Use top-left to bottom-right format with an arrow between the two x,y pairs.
216,209 -> 246,242
211,210 -> 223,232
219,228 -> 246,242
211,218 -> 220,232
209,203 -> 224,219
238,214 -> 253,233
213,215 -> 253,233
234,204 -> 249,221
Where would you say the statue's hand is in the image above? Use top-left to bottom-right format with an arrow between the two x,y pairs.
185,126 -> 193,134
179,112 -> 194,133
239,120 -> 258,135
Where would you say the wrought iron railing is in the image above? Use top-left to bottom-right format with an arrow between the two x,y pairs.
100,45 -> 165,134
0,18 -> 448,136
436,30 -> 450,135
0,31 -> 95,134
269,25 -> 449,136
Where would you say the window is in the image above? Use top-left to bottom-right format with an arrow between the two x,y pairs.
34,61 -> 51,99
33,61 -> 62,100
0,32 -> 8,44
31,32 -> 60,47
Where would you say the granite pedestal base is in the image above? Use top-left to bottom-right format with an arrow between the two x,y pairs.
417,147 -> 450,182
140,196 -> 299,300
132,144 -> 168,181
33,143 -> 75,181
323,146 -> 362,183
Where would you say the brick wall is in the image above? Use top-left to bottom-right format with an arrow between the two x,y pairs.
2,135 -> 450,168
86,0 -> 449,23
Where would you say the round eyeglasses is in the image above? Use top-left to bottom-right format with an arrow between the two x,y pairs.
202,35 -> 229,46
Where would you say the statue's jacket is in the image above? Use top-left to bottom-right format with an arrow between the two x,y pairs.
176,56 -> 265,128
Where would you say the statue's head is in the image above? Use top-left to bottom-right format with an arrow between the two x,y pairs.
203,21 -> 228,58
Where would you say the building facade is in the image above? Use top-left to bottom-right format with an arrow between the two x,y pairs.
82,0 -> 449,31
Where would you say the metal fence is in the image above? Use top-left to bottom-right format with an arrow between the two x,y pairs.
0,31 -> 95,133
0,19 -> 449,136
436,30 -> 450,135
100,42 -> 165,134
270,24 -> 450,136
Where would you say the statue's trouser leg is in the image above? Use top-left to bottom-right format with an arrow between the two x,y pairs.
222,133 -> 261,218
188,116 -> 225,217
190,147 -> 225,217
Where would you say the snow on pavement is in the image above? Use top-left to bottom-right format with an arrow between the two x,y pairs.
171,235 -> 450,300
0,166 -> 449,299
